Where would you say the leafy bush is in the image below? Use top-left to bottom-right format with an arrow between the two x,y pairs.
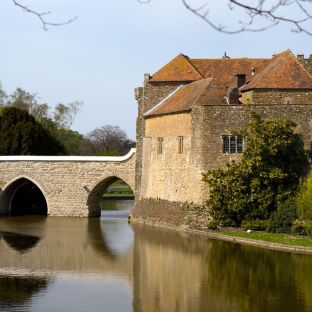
295,171 -> 312,221
207,220 -> 218,230
266,199 -> 297,233
291,219 -> 312,237
241,219 -> 268,231
203,112 -> 307,226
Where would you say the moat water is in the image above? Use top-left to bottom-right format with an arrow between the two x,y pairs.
0,199 -> 312,312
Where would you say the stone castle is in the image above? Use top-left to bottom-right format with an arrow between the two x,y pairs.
132,50 -> 312,224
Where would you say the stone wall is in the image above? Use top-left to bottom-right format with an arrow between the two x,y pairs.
140,113 -> 205,204
133,198 -> 209,228
0,151 -> 135,217
135,103 -> 312,221
297,54 -> 312,75
241,89 -> 312,105
135,79 -> 184,199
193,104 -> 312,171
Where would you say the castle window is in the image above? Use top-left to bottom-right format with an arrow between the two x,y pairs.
157,137 -> 163,154
178,136 -> 184,154
223,136 -> 230,153
230,136 -> 236,153
222,135 -> 244,154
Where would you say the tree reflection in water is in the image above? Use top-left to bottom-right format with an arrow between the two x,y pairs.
0,205 -> 311,312
132,223 -> 312,312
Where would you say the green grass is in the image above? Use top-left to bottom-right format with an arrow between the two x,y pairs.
103,179 -> 134,198
218,229 -> 312,248
102,192 -> 134,198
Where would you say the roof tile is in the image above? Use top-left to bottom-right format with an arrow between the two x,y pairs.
149,54 -> 204,82
240,50 -> 312,91
145,78 -> 227,117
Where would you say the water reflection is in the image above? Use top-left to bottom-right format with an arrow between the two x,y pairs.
0,274 -> 51,312
132,223 -> 312,312
1,231 -> 41,254
0,200 -> 311,312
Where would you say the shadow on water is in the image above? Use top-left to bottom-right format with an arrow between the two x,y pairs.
0,274 -> 52,312
0,216 -> 47,254
0,231 -> 41,254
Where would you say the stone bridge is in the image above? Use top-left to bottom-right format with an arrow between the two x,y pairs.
0,149 -> 135,217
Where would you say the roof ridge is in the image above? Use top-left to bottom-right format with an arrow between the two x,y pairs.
191,57 -> 269,61
149,54 -> 204,82
185,57 -> 204,79
240,49 -> 312,91
289,50 -> 312,79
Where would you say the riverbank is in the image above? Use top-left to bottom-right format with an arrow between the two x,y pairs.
130,218 -> 312,254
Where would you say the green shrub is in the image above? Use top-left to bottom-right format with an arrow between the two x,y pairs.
203,112 -> 307,226
295,171 -> 312,221
291,219 -> 307,236
267,200 -> 297,233
291,219 -> 312,237
207,220 -> 218,230
241,219 -> 268,231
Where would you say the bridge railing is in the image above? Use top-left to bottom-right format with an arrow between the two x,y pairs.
0,148 -> 136,162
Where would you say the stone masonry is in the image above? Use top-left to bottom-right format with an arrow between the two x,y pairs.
0,149 -> 135,217
132,51 -> 312,227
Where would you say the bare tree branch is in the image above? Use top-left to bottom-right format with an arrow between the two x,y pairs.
139,0 -> 312,35
12,0 -> 77,31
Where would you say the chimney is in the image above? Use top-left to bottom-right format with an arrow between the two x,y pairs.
235,73 -> 246,89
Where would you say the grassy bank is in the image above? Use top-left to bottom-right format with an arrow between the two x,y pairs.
218,229 -> 312,248
103,180 -> 134,199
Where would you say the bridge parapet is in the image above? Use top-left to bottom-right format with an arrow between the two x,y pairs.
0,149 -> 136,217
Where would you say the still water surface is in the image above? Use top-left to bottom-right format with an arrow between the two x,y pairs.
0,200 -> 312,312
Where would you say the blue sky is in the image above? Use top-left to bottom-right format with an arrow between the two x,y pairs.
0,0 -> 311,139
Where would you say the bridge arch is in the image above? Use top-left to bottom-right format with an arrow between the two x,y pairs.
87,175 -> 135,217
0,176 -> 49,216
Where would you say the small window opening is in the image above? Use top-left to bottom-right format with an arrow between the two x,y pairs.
178,136 -> 184,154
285,97 -> 292,105
157,137 -> 163,154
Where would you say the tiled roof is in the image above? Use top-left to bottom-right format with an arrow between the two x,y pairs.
191,58 -> 270,86
149,54 -> 204,82
150,54 -> 270,85
240,50 -> 312,91
145,78 -> 227,117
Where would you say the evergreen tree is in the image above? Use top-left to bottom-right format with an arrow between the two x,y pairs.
0,107 -> 65,155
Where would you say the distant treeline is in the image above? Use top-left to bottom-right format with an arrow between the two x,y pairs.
0,86 -> 135,156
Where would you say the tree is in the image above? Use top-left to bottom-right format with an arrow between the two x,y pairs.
54,128 -> 84,155
0,107 -> 65,155
86,125 -> 135,156
53,101 -> 82,129
12,0 -> 77,31
203,112 -> 308,226
140,0 -> 312,35
0,83 -> 7,106
7,87 -> 38,113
